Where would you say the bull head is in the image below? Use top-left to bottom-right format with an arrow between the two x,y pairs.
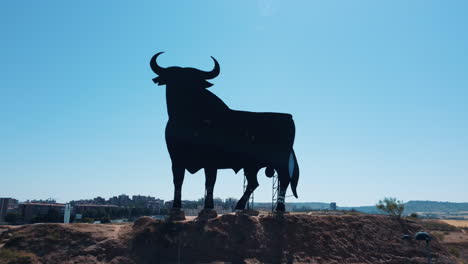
150,52 -> 220,89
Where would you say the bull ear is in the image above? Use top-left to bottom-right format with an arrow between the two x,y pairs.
200,80 -> 213,89
152,77 -> 166,86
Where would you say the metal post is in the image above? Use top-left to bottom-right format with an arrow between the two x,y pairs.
243,175 -> 248,210
271,173 -> 279,211
250,189 -> 254,210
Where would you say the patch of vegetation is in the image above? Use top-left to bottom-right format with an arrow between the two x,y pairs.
432,231 -> 445,241
81,217 -> 94,223
0,248 -> 35,264
448,246 -> 460,258
376,197 -> 405,218
44,230 -> 62,241
6,233 -> 27,246
344,209 -> 361,216
4,213 -> 23,224
409,213 -> 418,218
30,208 -> 62,223
421,220 -> 458,232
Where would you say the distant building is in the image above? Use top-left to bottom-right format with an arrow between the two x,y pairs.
93,196 -> 106,204
0,199 -> 9,222
164,200 -> 173,209
108,194 -> 132,206
164,200 -> 199,210
213,197 -> 223,206
224,198 -> 238,211
330,202 -> 337,211
0,198 -> 18,222
132,195 -> 156,205
74,204 -> 119,214
70,199 -> 94,205
108,196 -> 119,206
147,199 -> 164,212
118,194 -> 131,206
29,198 -> 56,204
19,202 -> 65,222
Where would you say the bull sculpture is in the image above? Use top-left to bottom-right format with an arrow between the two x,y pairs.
150,52 -> 299,213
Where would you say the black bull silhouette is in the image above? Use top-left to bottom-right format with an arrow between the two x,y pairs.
150,52 -> 299,212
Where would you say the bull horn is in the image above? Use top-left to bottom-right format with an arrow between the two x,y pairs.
150,52 -> 166,75
201,56 -> 220,80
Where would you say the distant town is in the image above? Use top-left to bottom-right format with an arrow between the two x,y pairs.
0,195 -> 235,225
1,195 -> 468,225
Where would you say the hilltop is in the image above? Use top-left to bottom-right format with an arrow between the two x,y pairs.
0,213 -> 457,264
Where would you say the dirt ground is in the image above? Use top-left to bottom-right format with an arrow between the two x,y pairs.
428,220 -> 468,264
442,220 -> 468,228
0,214 -> 458,264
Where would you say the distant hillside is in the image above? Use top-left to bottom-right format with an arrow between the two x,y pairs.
339,201 -> 468,214
404,200 -> 468,214
338,206 -> 381,214
255,200 -> 468,215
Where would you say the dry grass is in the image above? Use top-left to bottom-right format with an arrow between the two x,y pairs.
441,220 -> 468,228
420,219 -> 458,231
0,248 -> 36,264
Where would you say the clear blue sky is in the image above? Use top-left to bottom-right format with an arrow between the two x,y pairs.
1,1 -> 467,206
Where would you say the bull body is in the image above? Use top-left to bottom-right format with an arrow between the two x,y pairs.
166,110 -> 295,174
150,52 -> 299,212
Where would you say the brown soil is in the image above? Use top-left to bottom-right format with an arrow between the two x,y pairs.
0,214 -> 457,264
426,220 -> 468,263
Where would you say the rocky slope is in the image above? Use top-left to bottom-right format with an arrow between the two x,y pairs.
0,213 -> 457,264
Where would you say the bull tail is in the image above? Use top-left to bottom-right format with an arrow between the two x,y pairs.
264,150 -> 299,198
290,150 -> 299,198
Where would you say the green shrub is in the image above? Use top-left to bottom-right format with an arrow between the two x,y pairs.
81,217 -> 94,223
432,231 -> 445,241
376,197 -> 405,218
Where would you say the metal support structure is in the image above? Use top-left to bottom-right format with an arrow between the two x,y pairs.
271,173 -> 279,211
250,188 -> 254,210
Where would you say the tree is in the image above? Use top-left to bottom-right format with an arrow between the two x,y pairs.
376,197 -> 405,218
5,212 -> 22,224
43,208 -> 61,222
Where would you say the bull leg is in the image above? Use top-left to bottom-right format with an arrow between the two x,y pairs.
172,166 -> 185,209
235,168 -> 259,210
275,168 -> 290,212
204,168 -> 217,209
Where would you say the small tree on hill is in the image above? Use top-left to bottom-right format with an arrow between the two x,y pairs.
376,197 -> 405,218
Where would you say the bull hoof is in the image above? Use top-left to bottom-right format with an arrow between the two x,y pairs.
166,208 -> 186,221
196,208 -> 218,221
